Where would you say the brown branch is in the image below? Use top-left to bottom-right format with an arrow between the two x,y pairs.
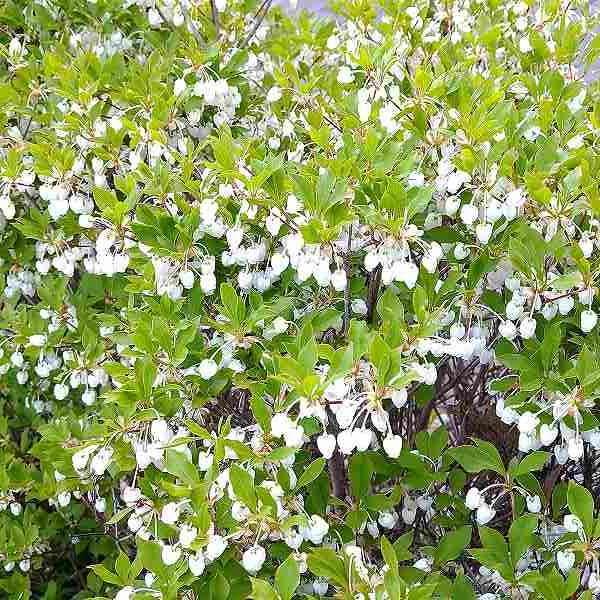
210,0 -> 220,37
366,264 -> 382,323
325,406 -> 347,500
342,223 -> 353,335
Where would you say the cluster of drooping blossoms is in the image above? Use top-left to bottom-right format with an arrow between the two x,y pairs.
495,386 -> 600,462
0,156 -> 35,221
494,266 -> 598,345
68,416 -> 340,589
173,73 -> 243,128
0,51 -> 247,289
464,484 -> 542,527
363,226 -> 444,289
0,537 -> 49,576
467,508 -> 600,598
553,512 -> 600,594
189,180 -> 356,296
269,360 -> 426,461
0,478 -> 53,574
2,268 -> 39,299
138,0 -> 204,31
0,315 -> 109,408
68,28 -> 133,58
151,253 -> 217,299
481,233 -> 600,463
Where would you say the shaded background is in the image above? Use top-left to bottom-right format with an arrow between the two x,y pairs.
275,0 -> 330,13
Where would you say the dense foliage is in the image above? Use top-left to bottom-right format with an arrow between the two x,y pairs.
2,0 -> 600,598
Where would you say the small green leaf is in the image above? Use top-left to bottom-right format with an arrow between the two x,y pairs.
567,481 -> 595,536
137,539 -> 167,578
511,451 -> 549,477
447,439 -> 505,475
296,457 -> 326,489
249,579 -> 279,600
89,564 -> 122,586
450,575 -> 476,600
265,447 -> 297,462
275,555 -> 300,600
114,552 -> 130,581
219,283 -> 246,327
434,526 -> 472,565
229,464 -> 257,511
307,548 -> 346,587
164,449 -> 200,486
509,514 -> 538,567
349,453 -> 371,499
250,392 -> 272,432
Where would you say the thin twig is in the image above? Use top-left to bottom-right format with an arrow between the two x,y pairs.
241,0 -> 273,49
210,0 -> 220,37
183,7 -> 206,45
366,264 -> 382,323
342,223 -> 353,335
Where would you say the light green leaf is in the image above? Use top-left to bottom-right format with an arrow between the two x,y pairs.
275,555 -> 300,600
296,457 -> 326,489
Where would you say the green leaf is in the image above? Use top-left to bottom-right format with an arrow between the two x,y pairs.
250,392 -> 272,433
229,464 -> 257,511
567,481 -> 595,536
407,186 -> 433,218
540,322 -> 562,372
224,439 -> 255,461
93,186 -> 118,213
470,526 -> 512,581
137,539 -> 167,578
349,453 -> 371,499
509,514 -> 538,567
447,439 -> 505,475
377,287 -> 405,324
423,226 -> 464,243
467,251 -> 497,288
184,420 -> 212,440
249,578 -> 279,600
164,449 -> 200,486
114,552 -> 130,581
412,285 -> 428,322
275,555 -> 300,600
434,525 -> 472,565
207,571 -> 231,600
89,565 -> 122,586
394,530 -> 414,561
256,486 -> 278,517
381,535 -> 398,573
520,568 -> 567,600
407,584 -> 438,600
384,569 -> 405,598
135,357 -> 156,400
307,548 -> 347,588
106,507 -> 133,525
349,319 -> 370,360
219,283 -> 246,327
511,451 -> 549,477
550,271 -> 582,291
451,575 -> 476,600
296,457 -> 326,489
265,447 -> 297,462
369,333 -> 391,384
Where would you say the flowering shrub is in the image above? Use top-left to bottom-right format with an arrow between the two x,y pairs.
2,0 -> 600,598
